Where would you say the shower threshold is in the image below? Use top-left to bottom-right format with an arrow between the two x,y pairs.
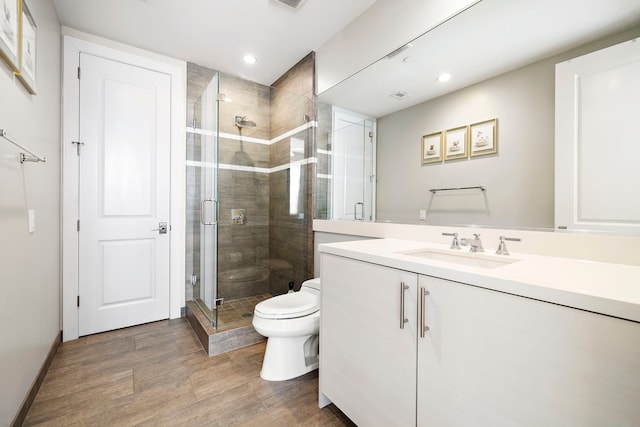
186,294 -> 272,357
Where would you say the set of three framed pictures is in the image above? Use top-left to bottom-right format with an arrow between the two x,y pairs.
422,118 -> 497,164
0,0 -> 37,94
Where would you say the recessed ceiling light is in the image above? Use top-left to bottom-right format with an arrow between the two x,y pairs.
437,73 -> 451,82
243,55 -> 257,64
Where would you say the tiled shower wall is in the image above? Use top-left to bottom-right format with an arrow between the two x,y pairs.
217,73 -> 271,300
185,54 -> 315,305
269,53 -> 315,295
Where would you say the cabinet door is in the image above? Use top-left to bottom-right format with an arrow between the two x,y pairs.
321,254 -> 417,427
417,275 -> 640,427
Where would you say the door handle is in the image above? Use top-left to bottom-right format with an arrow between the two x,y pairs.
419,287 -> 430,337
400,282 -> 409,329
200,199 -> 218,225
151,222 -> 167,234
354,202 -> 364,221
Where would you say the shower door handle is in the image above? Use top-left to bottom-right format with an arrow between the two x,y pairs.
354,202 -> 364,221
200,199 -> 218,225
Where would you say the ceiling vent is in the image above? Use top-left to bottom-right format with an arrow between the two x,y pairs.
390,91 -> 411,100
275,0 -> 308,9
385,43 -> 413,59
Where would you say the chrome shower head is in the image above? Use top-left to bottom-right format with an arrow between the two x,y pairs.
234,116 -> 257,129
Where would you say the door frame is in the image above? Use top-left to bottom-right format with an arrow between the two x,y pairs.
61,30 -> 186,341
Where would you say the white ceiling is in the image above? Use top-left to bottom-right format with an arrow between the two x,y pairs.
52,0 -> 640,118
52,0 -> 377,86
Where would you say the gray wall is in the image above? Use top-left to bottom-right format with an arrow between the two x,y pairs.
0,1 -> 61,424
376,26 -> 640,229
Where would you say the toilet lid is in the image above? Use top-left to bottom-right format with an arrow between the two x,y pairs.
254,292 -> 319,319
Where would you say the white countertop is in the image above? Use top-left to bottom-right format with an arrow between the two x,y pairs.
319,238 -> 640,323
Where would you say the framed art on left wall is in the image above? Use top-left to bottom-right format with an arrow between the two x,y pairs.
0,0 -> 20,72
17,0 -> 36,94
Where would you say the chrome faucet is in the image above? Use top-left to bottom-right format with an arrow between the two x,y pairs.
495,236 -> 521,255
442,232 -> 461,250
461,234 -> 484,253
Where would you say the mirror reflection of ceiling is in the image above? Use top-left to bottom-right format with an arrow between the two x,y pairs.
318,0 -> 640,118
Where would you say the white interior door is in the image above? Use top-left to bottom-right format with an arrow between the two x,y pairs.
555,37 -> 640,235
78,53 -> 171,336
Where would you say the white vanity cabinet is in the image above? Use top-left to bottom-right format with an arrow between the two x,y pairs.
418,275 -> 640,426
320,251 -> 640,426
320,253 -> 418,427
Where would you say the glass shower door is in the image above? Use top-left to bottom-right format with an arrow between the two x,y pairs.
331,109 -> 375,221
195,72 -> 219,326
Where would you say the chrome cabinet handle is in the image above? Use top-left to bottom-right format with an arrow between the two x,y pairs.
200,199 -> 218,225
400,282 -> 409,329
419,287 -> 430,337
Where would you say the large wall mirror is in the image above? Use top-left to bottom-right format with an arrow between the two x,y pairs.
315,0 -> 640,233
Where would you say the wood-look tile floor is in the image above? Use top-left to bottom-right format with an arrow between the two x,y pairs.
24,319 -> 355,426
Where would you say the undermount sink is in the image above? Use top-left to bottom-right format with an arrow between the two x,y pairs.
399,248 -> 520,269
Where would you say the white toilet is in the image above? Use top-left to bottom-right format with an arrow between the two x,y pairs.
252,278 -> 320,381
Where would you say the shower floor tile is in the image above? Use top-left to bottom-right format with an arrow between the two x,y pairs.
217,294 -> 272,329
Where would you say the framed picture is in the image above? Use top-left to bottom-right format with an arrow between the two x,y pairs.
421,131 -> 443,164
0,0 -> 20,72
470,118 -> 497,157
444,125 -> 468,160
17,0 -> 35,94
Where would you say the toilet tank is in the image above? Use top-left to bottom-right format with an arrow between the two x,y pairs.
300,278 -> 321,294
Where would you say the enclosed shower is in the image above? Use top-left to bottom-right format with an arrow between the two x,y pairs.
185,59 -> 315,353
234,116 -> 257,128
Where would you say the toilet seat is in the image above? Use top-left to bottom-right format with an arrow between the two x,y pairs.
254,292 -> 318,319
